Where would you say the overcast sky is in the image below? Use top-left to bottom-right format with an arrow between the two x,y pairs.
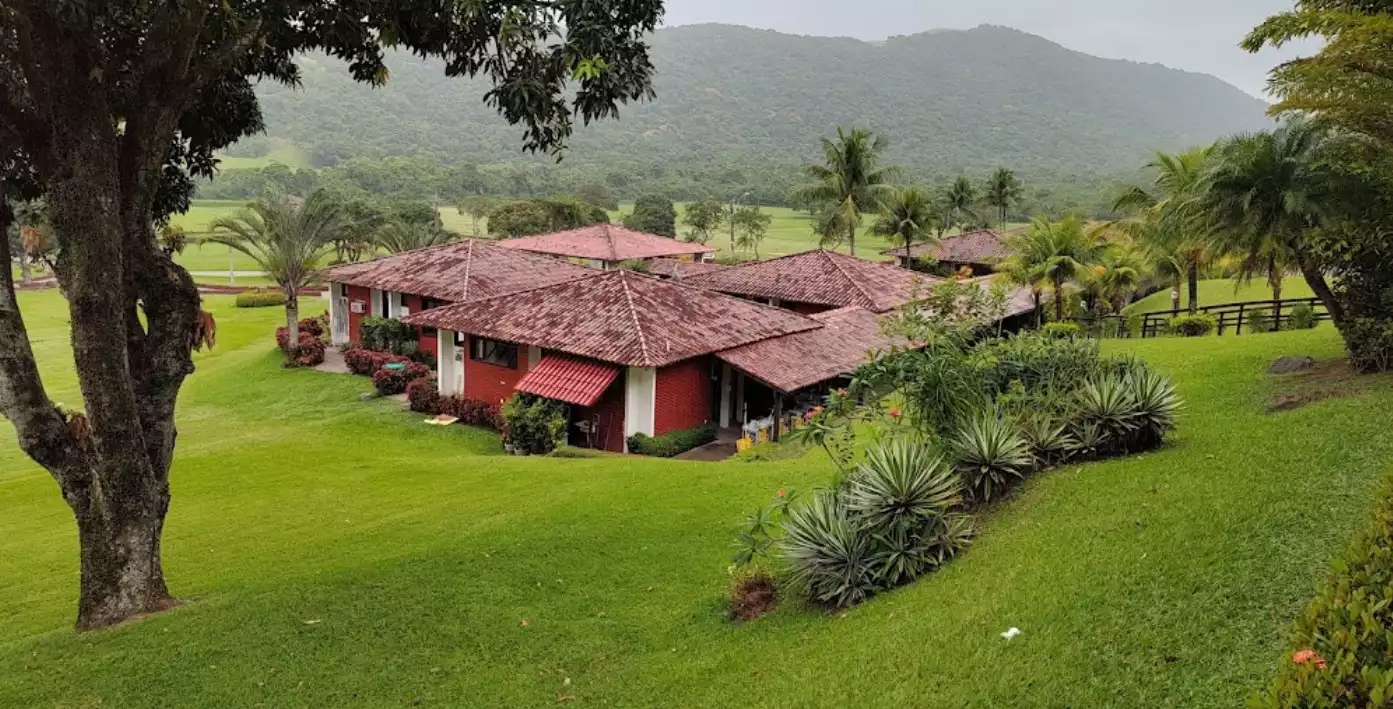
660,0 -> 1317,99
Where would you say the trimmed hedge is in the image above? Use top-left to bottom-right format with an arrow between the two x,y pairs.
236,289 -> 287,308
1169,313 -> 1217,337
628,423 -> 717,457
1249,477 -> 1393,707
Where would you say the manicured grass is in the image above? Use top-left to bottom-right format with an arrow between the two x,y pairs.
213,142 -> 310,171
1127,277 -> 1316,314
3,292 -> 1391,706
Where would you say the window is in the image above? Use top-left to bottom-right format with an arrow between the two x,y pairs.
471,337 -> 518,369
399,293 -> 410,307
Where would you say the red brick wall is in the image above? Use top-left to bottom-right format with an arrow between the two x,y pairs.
463,336 -> 532,406
404,294 -> 439,360
345,285 -> 372,344
654,357 -> 713,436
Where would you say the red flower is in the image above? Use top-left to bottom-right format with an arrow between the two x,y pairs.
776,488 -> 786,498
1292,648 -> 1328,670
888,407 -> 902,418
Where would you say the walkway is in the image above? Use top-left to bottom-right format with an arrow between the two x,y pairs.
315,347 -> 349,374
674,428 -> 741,462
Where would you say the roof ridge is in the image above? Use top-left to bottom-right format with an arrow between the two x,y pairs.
460,238 -> 476,301
617,271 -> 653,366
605,223 -> 620,262
823,250 -> 877,309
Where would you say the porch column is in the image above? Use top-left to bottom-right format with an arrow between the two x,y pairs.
369,288 -> 384,317
437,331 -> 463,396
735,372 -> 746,426
772,393 -> 784,442
624,367 -> 657,449
718,363 -> 733,428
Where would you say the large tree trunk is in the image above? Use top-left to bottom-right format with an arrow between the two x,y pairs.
1298,258 -> 1344,328
285,292 -> 300,350
1054,276 -> 1066,322
75,497 -> 176,630
1187,261 -> 1200,314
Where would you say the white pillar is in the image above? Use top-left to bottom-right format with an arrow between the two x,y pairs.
624,367 -> 657,447
329,282 -> 348,346
437,331 -> 464,396
369,288 -> 383,317
718,363 -> 732,428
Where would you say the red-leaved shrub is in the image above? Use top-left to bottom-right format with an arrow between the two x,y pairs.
343,348 -> 391,376
437,395 -> 503,430
407,376 -> 441,413
275,314 -> 330,368
372,359 -> 431,395
275,314 -> 329,354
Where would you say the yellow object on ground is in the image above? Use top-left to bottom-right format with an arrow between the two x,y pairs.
736,437 -> 753,452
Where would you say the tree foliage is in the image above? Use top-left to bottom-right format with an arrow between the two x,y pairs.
796,126 -> 899,255
622,195 -> 678,237
682,199 -> 725,244
490,198 -> 608,238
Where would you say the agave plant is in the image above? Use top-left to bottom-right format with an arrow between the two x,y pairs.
1069,420 -> 1108,460
951,412 -> 1034,505
1127,369 -> 1182,450
1019,414 -> 1077,467
845,443 -> 961,532
781,490 -> 879,608
1073,375 -> 1140,455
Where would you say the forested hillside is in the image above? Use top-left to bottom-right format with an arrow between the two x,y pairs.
209,24 -> 1271,210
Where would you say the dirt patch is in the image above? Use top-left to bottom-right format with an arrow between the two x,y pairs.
1266,359 -> 1376,412
728,573 -> 778,622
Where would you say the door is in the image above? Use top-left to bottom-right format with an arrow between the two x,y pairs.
332,284 -> 349,344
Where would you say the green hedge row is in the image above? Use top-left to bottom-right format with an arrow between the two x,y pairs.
628,424 -> 717,458
234,289 -> 287,308
1250,477 -> 1393,706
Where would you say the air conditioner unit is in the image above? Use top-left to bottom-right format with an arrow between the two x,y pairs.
350,301 -> 366,314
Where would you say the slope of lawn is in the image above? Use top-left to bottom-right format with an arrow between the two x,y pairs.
1127,276 -> 1316,314
2,294 -> 1391,707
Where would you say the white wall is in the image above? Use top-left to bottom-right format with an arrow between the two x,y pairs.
624,367 -> 657,445
437,331 -> 463,396
329,282 -> 348,346
369,288 -> 384,317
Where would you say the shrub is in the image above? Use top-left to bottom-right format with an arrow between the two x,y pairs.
972,332 -> 1103,400
500,394 -> 567,455
1041,322 -> 1084,339
1069,421 -> 1108,460
1072,376 -> 1140,455
275,315 -> 329,353
1019,414 -> 1075,468
1168,313 -> 1216,337
1248,478 -> 1393,708
1344,316 -> 1393,373
235,288 -> 286,308
275,314 -> 329,368
407,376 -> 441,413
782,443 -> 973,608
360,316 -> 416,352
733,440 -> 810,463
1285,302 -> 1319,331
781,490 -> 879,608
951,412 -> 1034,505
371,359 -> 430,395
343,348 -> 391,376
1245,307 -> 1274,334
627,423 -> 717,457
437,395 -> 503,430
1126,368 -> 1182,450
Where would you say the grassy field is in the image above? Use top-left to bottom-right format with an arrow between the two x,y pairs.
2,292 -> 1391,706
213,142 -> 310,171
1127,277 -> 1317,314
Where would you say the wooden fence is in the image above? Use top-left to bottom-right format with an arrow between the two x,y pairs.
1067,296 -> 1331,339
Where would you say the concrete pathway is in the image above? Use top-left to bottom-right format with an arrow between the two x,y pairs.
315,347 -> 349,374
674,427 -> 742,462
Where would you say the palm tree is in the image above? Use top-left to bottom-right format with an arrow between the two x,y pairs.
207,191 -> 343,350
872,187 -> 938,256
996,254 -> 1050,326
374,220 -> 457,254
1111,148 -> 1214,313
983,168 -> 1023,229
1006,215 -> 1110,322
943,176 -> 979,232
1198,118 -> 1344,325
1096,250 -> 1146,313
796,126 -> 899,256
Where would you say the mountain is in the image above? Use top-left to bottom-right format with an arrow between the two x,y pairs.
233,24 -> 1271,191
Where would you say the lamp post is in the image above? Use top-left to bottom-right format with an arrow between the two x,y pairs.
729,191 -> 751,258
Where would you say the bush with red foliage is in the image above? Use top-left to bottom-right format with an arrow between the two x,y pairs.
407,376 -> 441,413
343,348 -> 390,376
437,395 -> 504,430
372,359 -> 431,395
275,314 -> 330,368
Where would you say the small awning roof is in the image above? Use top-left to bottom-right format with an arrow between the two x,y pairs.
514,354 -> 621,407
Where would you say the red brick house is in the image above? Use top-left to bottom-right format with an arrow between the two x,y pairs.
403,270 -> 818,451
495,223 -> 716,270
319,239 -> 594,352
682,249 -> 942,314
881,229 -> 1016,276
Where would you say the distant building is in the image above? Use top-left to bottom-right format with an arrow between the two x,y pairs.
493,223 -> 716,270
881,229 -> 1014,277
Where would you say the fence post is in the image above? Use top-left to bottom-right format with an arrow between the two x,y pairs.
1236,303 -> 1247,335
1274,300 -> 1283,332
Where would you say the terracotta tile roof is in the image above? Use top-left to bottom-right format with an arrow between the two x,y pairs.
318,239 -> 593,303
717,307 -> 917,393
404,270 -> 821,368
961,274 -> 1040,318
495,224 -> 716,262
880,229 -> 1013,264
682,250 -> 942,312
646,258 -> 731,280
514,354 -> 620,407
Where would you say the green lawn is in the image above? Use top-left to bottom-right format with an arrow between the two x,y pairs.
2,292 -> 1391,706
213,141 -> 310,171
1127,277 -> 1316,314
